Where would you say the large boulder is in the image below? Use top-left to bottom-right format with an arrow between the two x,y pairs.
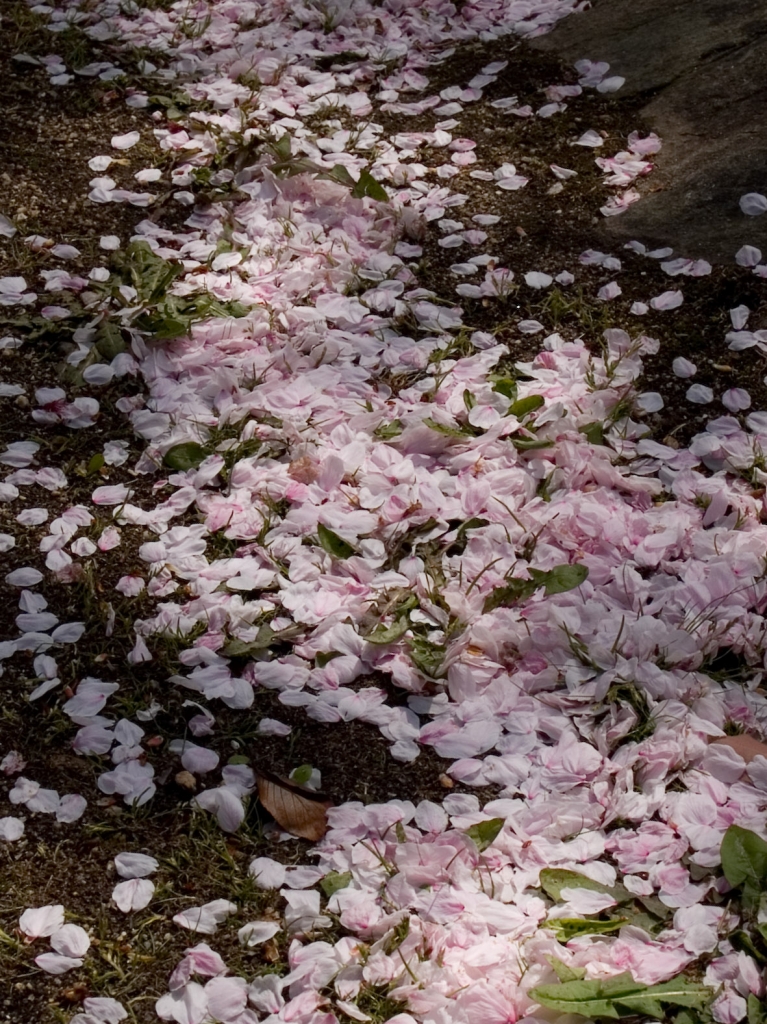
532,0 -> 767,261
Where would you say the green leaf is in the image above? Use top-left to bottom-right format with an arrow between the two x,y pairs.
321,870 -> 352,898
539,868 -> 614,901
95,321 -> 126,360
87,453 -> 105,475
465,818 -> 504,852
365,617 -> 410,645
509,394 -> 544,418
163,442 -> 209,471
721,825 -> 767,889
423,417 -> 472,438
533,563 -> 589,596
730,929 -> 767,965
531,973 -> 712,1019
539,867 -> 632,905
748,994 -> 767,1024
449,516 -> 488,554
317,523 -> 355,559
271,134 -> 292,161
549,917 -> 627,940
374,419 -> 403,440
154,316 -> 190,340
228,754 -> 251,765
546,957 -> 586,983
463,389 -> 476,412
222,625 -> 275,657
395,821 -> 407,843
351,169 -> 388,202
510,437 -> 552,451
316,651 -> 342,668
408,635 -> 446,678
290,764 -> 314,786
482,577 -> 537,614
326,164 -> 356,188
580,421 -> 605,445
493,377 -> 518,400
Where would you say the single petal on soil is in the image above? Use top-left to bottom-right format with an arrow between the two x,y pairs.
0,817 -> 24,841
82,997 -> 128,1023
248,857 -> 286,889
173,900 -> 236,935
722,388 -> 751,412
740,192 -> 767,216
112,878 -> 155,912
238,920 -> 280,946
736,245 -> 762,267
673,357 -> 697,378
524,271 -> 553,289
635,392 -> 664,413
56,794 -> 87,822
193,787 -> 244,832
5,567 -> 43,587
111,131 -> 140,150
650,289 -> 684,310
114,852 -> 159,878
20,904 -> 65,938
687,384 -> 714,404
35,953 -> 83,974
50,924 -> 91,957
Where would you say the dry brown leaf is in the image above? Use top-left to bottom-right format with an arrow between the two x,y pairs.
256,770 -> 332,841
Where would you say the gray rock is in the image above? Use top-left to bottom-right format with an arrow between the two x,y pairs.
532,0 -> 767,262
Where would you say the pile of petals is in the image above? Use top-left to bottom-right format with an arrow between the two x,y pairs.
3,0 -> 767,1021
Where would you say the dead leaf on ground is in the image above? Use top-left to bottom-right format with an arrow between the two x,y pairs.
256,769 -> 333,841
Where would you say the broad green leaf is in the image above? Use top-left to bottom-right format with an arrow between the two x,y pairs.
730,929 -> 767,965
291,764 -> 314,786
271,134 -> 292,161
748,994 -> 767,1024
511,437 -> 552,451
163,442 -> 209,470
408,636 -> 446,678
365,617 -> 409,645
493,377 -> 518,400
321,871 -> 352,898
531,973 -> 712,1019
675,1012 -> 702,1024
154,316 -> 189,340
546,957 -> 586,983
482,577 -> 537,614
549,917 -> 627,940
316,651 -> 342,668
325,164 -> 356,188
423,417 -> 472,438
580,421 -> 605,445
465,818 -> 504,852
222,626 -> 275,657
228,754 -> 251,765
374,419 -> 403,440
317,523 -> 355,559
95,321 -> 126,360
534,563 -> 589,596
87,453 -> 105,475
539,868 -> 614,901
636,893 -> 669,919
351,169 -> 388,202
721,825 -> 767,888
509,394 -> 544,418
450,516 -> 488,554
